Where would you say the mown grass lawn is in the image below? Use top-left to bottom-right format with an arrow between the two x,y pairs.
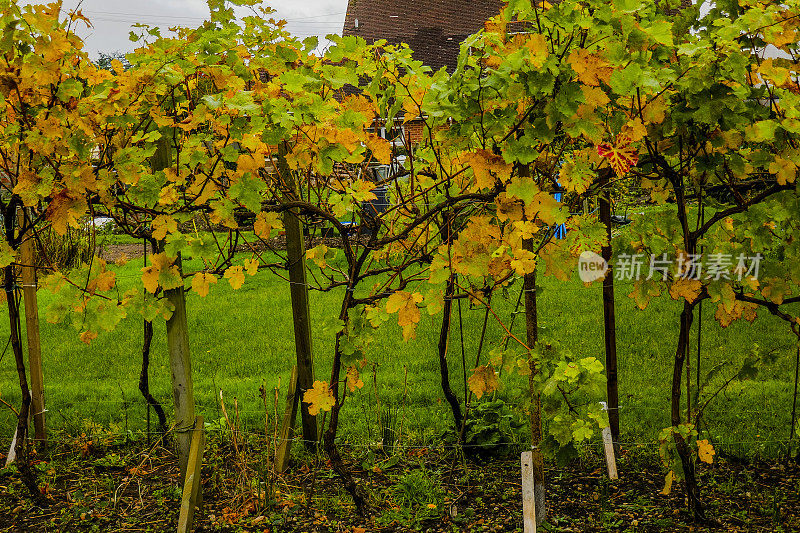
0,236 -> 798,460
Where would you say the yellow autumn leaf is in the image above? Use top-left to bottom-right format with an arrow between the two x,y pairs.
224,265 -> 245,290
468,365 -> 500,399
524,33 -> 548,68
348,180 -> 377,202
254,212 -> 282,239
723,217 -> 734,232
460,149 -> 512,190
386,291 -> 424,340
346,365 -> 364,393
88,270 -> 116,293
303,380 -> 336,415
244,258 -> 259,276
661,470 -> 674,495
621,120 -> 647,143
769,156 -> 797,185
643,96 -> 667,125
151,214 -> 178,240
365,134 -> 392,165
581,85 -> 610,108
306,245 -> 332,268
567,49 -> 613,87
668,279 -> 703,303
697,439 -> 715,464
715,300 -> 744,327
191,272 -> 217,297
402,94 -> 422,123
141,253 -> 182,294
510,249 -> 537,275
526,192 -> 566,226
45,190 -> 87,235
628,280 -> 661,310
158,184 -> 180,205
759,58 -> 791,86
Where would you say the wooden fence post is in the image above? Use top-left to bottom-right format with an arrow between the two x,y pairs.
274,365 -> 299,473
521,450 -> 537,533
602,425 -> 619,480
152,136 -> 196,479
277,143 -> 317,449
598,168 -> 620,452
18,208 -> 45,445
165,253 -> 196,480
177,415 -> 205,533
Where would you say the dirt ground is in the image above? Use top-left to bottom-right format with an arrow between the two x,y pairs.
1,437 -> 798,532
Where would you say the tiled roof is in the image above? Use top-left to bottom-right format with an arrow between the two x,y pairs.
342,0 -> 504,72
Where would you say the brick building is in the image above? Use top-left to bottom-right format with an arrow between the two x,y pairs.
342,0 -> 504,144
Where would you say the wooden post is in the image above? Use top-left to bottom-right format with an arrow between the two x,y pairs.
152,136 -> 196,479
274,365 -> 299,473
521,450 -> 537,533
520,166 -> 545,526
165,254 -> 196,480
602,425 -> 619,480
177,416 -> 204,533
277,143 -> 317,448
599,167 -> 620,453
17,208 -> 45,445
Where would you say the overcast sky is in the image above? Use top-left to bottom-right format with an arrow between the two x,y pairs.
33,0 -> 349,59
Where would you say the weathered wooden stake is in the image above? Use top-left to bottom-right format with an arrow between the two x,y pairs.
521,450 -> 537,533
274,365 -> 299,473
277,144 -> 317,449
18,208 -> 45,445
520,164 -> 546,526
152,136 -> 196,480
599,168 -> 620,453
177,415 -> 204,533
164,254 -> 196,480
602,426 -> 619,480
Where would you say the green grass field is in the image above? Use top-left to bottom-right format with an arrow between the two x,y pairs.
0,242 -> 798,460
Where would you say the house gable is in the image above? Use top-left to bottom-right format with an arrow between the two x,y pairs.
342,0 -> 504,72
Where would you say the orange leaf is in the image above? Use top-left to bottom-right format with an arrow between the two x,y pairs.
668,279 -> 703,303
597,142 -> 639,177
80,330 -> 98,345
460,149 -> 512,190
365,135 -> 392,165
45,190 -> 88,235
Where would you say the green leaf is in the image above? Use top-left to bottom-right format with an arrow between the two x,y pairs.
229,173 -> 267,212
748,120 -> 779,142
506,176 -> 538,204
57,78 -> 83,101
646,21 -> 674,46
